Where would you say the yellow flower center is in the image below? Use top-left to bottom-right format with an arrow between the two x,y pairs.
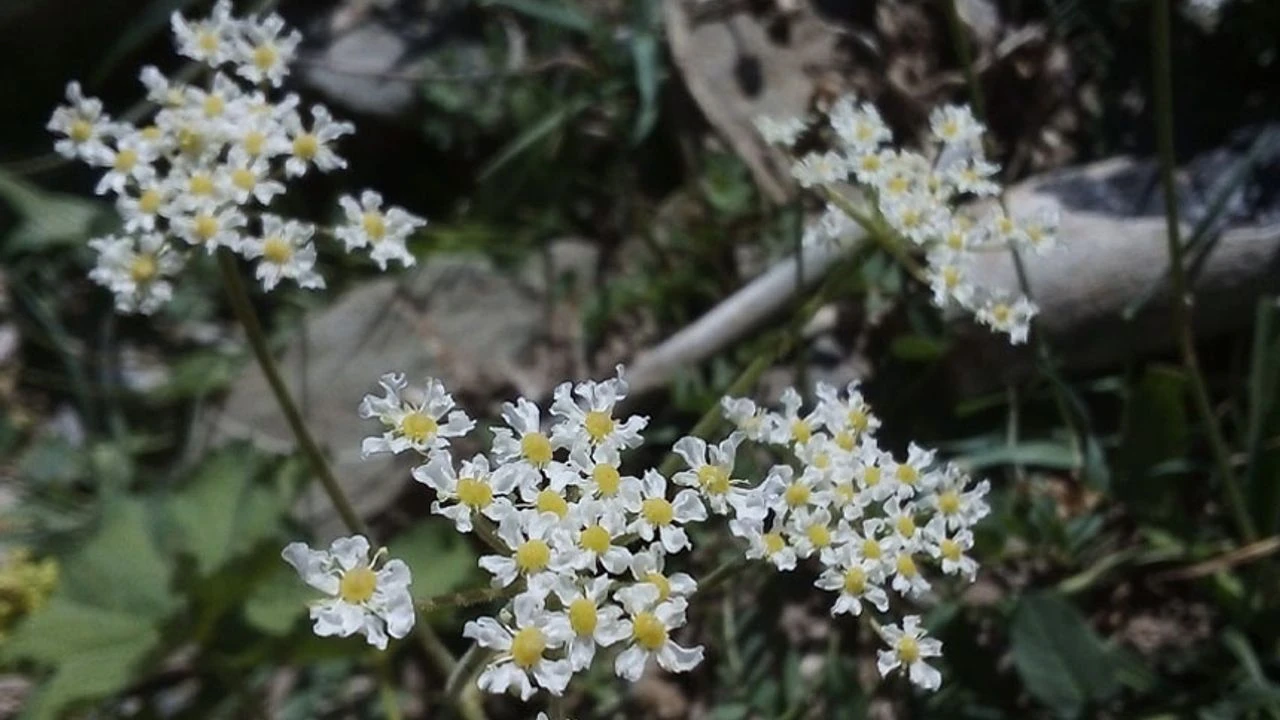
178,127 -> 204,156
849,409 -> 869,432
887,176 -> 909,194
399,411 -> 438,443
69,119 -> 93,143
895,515 -> 916,538
197,30 -> 219,54
843,566 -> 867,594
641,497 -> 674,526
896,553 -> 918,578
592,464 -> 621,496
997,217 -> 1015,235
860,155 -> 881,172
790,419 -> 812,445
763,532 -> 786,556
188,173 -> 214,196
129,255 -> 157,283
813,453 -> 831,470
943,266 -> 961,289
580,525 -> 611,554
631,611 -> 668,651
896,464 -> 919,486
510,627 -> 546,669
535,489 -> 569,519
806,524 -> 832,548
835,481 -> 856,504
244,130 -> 266,156
946,231 -> 965,250
941,119 -> 959,138
113,149 -> 138,172
362,211 -> 387,241
784,482 -> 811,508
514,539 -> 551,574
203,95 -> 225,118
938,490 -> 961,515
520,432 -> 553,466
941,538 -> 962,562
568,597 -> 598,636
584,410 -> 614,442
193,213 -> 219,241
991,304 -> 1012,325
455,477 -> 492,509
897,635 -> 921,664
232,168 -> 257,191
862,538 -> 882,560
138,189 -> 163,214
292,133 -> 319,160
646,571 -> 672,601
253,43 -> 279,71
863,466 -> 881,487
835,431 -> 855,451
338,566 -> 377,604
696,465 -> 730,495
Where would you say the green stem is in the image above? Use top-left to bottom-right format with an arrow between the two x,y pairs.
216,249 -> 370,537
215,251 -> 488,720
942,0 -> 986,122
1150,0 -> 1256,541
548,694 -> 567,720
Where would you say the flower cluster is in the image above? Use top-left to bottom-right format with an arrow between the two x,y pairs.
48,2 -> 426,314
757,98 -> 1053,344
358,367 -> 705,699
718,382 -> 991,690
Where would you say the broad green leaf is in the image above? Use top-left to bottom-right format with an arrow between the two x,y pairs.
243,560 -> 312,636
58,498 -> 176,618
1010,591 -> 1119,717
167,444 -> 298,578
388,520 -> 480,603
0,169 -> 104,255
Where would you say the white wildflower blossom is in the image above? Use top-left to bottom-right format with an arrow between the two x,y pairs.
47,82 -> 119,160
334,190 -> 425,270
233,13 -> 302,86
754,115 -> 807,147
239,214 -> 324,291
544,576 -> 630,671
358,373 -> 475,457
613,583 -> 704,681
624,470 -> 707,554
171,0 -> 238,66
284,104 -> 353,176
281,535 -> 415,650
88,233 -> 183,314
413,452 -> 517,532
479,511 -> 571,594
549,366 -> 647,453
877,616 -> 943,691
463,593 -> 574,699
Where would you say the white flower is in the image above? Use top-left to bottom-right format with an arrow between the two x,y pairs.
281,535 -> 415,650
544,576 -> 630,671
884,443 -> 937,500
754,115 -> 807,147
92,133 -> 158,196
334,190 -> 425,270
87,233 -> 183,315
613,583 -> 703,681
737,517 -> 798,571
814,381 -> 880,444
791,150 -> 847,188
556,444 -> 643,506
975,294 -> 1037,345
876,616 -> 943,691
815,551 -> 889,617
358,373 -> 475,457
47,81 -> 118,160
786,506 -> 846,561
479,511 -> 571,594
854,441 -> 895,503
463,593 -> 574,699
769,387 -> 821,446
760,465 -> 828,521
943,157 -> 1001,197
284,104 -> 353,177
628,544 -> 698,602
233,13 -> 301,86
115,181 -> 171,233
1018,205 -> 1061,255
491,397 -> 557,473
924,517 -> 978,581
849,519 -> 891,571
240,214 -> 324,291
414,452 -> 517,532
927,249 -> 976,309
929,465 -> 990,530
139,65 -> 187,108
930,105 -> 984,149
170,204 -> 246,253
803,203 -> 858,249
721,396 -> 776,442
171,0 -> 239,67
549,365 -> 647,452
671,432 -> 759,517
888,544 -> 930,598
219,148 -> 285,206
882,192 -> 946,245
624,470 -> 706,554
829,96 -> 891,152
558,499 -> 633,575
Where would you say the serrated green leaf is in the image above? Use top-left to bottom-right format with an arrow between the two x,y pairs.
1010,591 -> 1119,717
0,169 -> 104,256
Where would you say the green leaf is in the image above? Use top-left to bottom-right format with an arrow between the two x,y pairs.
388,520 -> 480,603
0,169 -> 104,256
959,440 -> 1078,471
890,334 -> 949,362
1010,591 -> 1120,717
482,0 -> 593,33
243,560 -> 312,636
58,498 -> 176,618
1117,365 -> 1189,524
1246,298 -> 1280,535
629,30 -> 662,143
167,444 -> 299,578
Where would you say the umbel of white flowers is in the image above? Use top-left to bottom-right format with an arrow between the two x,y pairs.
47,1 -> 426,314
283,366 -> 988,702
758,98 -> 1055,345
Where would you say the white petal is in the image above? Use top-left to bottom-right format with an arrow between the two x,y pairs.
615,645 -> 649,681
656,641 -> 704,673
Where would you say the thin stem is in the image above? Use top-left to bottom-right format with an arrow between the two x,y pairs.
216,249 -> 370,537
548,694 -> 568,720
1151,0 -> 1256,541
942,0 -> 986,123
216,251 -> 488,720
